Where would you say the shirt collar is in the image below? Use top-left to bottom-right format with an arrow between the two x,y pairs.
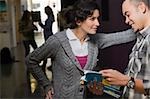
137,26 -> 150,39
66,28 -> 89,41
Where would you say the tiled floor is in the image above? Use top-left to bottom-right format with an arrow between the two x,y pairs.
1,32 -> 52,99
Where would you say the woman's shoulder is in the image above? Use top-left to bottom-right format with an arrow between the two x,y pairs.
46,30 -> 66,43
54,30 -> 67,37
51,30 -> 68,43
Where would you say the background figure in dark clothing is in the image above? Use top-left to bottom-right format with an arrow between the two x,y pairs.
39,6 -> 55,40
19,10 -> 38,57
19,10 -> 38,95
38,6 -> 55,73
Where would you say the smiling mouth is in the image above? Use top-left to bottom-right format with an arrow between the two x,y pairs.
129,21 -> 134,26
93,28 -> 97,30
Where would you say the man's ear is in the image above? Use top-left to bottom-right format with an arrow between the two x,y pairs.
138,2 -> 147,14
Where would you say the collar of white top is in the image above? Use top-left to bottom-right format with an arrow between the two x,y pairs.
66,28 -> 89,41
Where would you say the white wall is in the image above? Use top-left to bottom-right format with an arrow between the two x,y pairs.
31,0 -> 61,34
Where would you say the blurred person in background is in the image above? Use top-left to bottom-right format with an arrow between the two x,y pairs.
38,6 -> 55,73
19,10 -> 38,57
19,10 -> 38,95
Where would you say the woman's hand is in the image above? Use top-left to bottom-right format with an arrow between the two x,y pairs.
100,69 -> 130,86
45,88 -> 54,99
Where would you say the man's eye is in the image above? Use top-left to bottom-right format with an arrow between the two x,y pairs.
126,14 -> 130,17
125,13 -> 130,17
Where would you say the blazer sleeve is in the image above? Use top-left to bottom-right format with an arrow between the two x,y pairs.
25,35 -> 61,92
95,29 -> 136,49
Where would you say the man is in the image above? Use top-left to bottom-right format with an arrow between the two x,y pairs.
100,0 -> 150,98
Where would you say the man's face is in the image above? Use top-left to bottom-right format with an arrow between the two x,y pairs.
122,0 -> 145,32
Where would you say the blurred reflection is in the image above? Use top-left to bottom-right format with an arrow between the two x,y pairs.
1,64 -> 13,76
0,47 -> 19,76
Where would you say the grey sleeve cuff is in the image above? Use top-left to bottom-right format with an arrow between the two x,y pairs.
143,80 -> 150,96
144,89 -> 150,96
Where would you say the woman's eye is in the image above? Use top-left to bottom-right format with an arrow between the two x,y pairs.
90,17 -> 95,21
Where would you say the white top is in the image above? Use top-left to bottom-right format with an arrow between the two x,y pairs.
66,28 -> 89,56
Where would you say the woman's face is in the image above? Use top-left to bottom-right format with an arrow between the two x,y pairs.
77,9 -> 100,34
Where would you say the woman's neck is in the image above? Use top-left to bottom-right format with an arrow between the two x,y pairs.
72,29 -> 88,43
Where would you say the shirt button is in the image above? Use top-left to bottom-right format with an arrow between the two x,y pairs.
79,86 -> 84,92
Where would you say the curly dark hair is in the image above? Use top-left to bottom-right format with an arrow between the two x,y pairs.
64,0 -> 100,29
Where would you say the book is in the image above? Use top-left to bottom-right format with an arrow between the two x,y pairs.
80,70 -> 122,98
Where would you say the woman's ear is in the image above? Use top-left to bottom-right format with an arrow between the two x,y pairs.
76,21 -> 81,26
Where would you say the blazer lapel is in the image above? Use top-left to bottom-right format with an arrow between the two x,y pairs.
54,31 -> 83,71
84,41 -> 95,70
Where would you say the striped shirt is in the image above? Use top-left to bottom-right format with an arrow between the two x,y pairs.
123,27 -> 150,99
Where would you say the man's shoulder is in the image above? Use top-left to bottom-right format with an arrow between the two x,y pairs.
146,33 -> 150,42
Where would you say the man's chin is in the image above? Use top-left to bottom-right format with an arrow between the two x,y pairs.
132,28 -> 138,33
89,32 -> 96,35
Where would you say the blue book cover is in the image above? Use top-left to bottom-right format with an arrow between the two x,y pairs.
80,70 -> 122,98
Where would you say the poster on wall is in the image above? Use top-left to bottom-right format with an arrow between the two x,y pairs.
0,0 -> 9,33
0,0 -> 7,12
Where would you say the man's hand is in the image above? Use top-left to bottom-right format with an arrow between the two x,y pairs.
100,69 -> 129,86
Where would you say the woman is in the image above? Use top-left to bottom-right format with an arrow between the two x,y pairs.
26,1 -> 100,98
26,0 -> 135,99
19,10 -> 38,57
38,6 -> 55,73
39,6 -> 55,41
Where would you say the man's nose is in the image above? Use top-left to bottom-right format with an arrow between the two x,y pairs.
125,17 -> 130,24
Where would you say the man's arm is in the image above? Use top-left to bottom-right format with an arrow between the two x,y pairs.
93,29 -> 136,49
100,69 -> 149,95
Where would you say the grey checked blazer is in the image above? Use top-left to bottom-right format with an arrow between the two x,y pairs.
26,29 -> 135,99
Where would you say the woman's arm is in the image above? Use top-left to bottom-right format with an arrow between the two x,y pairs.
25,35 -> 60,93
93,29 -> 136,49
38,21 -> 44,28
